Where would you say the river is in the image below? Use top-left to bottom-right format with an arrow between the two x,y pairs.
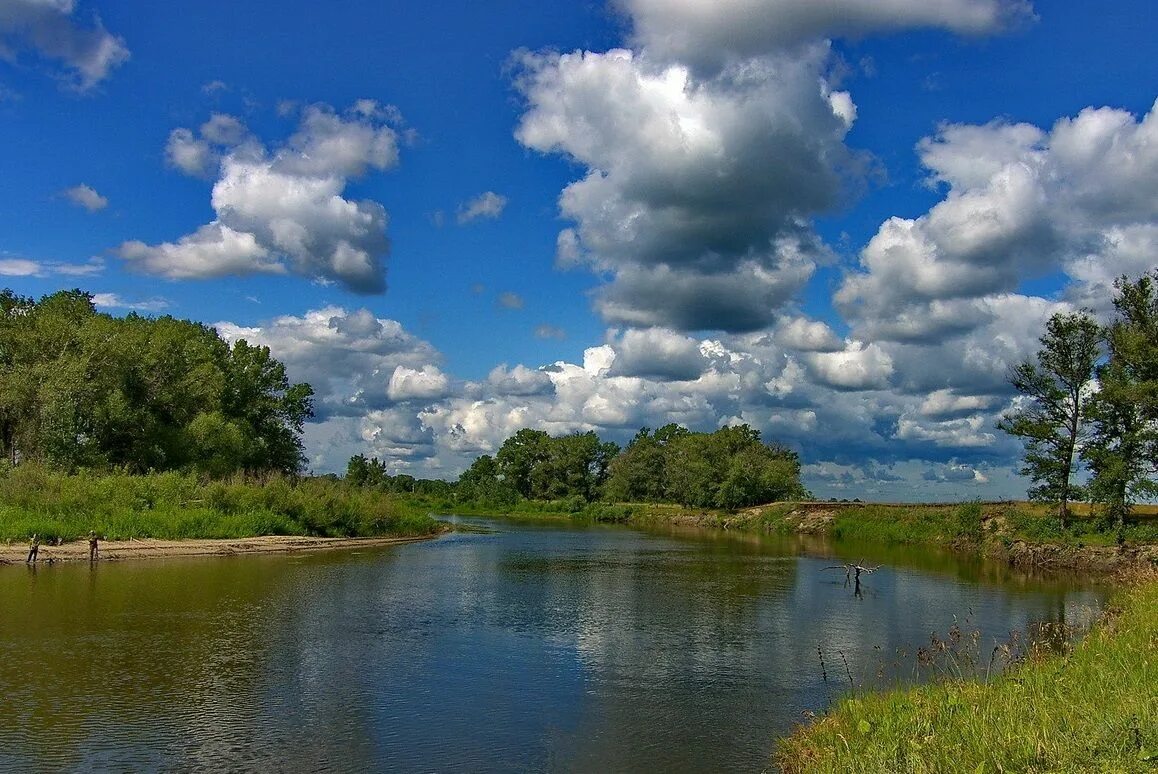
0,516 -> 1103,772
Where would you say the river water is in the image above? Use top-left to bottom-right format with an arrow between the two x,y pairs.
0,516 -> 1103,772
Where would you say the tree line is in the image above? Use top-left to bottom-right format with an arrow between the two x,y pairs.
1000,271 -> 1158,527
0,289 -> 314,476
351,423 -> 809,510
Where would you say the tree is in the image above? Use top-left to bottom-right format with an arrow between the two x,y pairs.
456,453 -> 517,506
998,311 -> 1101,526
495,428 -> 550,498
0,288 -> 315,477
1084,273 -> 1158,529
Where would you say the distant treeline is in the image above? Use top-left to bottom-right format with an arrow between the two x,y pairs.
0,289 -> 313,476
349,423 -> 810,510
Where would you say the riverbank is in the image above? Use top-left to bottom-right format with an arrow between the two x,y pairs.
0,533 -> 442,565
615,500 -> 1158,573
776,572 -> 1158,772
0,465 -> 442,544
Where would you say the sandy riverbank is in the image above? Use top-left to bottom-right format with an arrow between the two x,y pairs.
0,533 -> 440,565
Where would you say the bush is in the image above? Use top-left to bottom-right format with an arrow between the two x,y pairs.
955,500 -> 984,542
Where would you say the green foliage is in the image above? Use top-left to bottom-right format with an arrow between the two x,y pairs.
997,310 -> 1101,524
0,289 -> 314,476
0,463 -> 440,542
1085,271 -> 1158,527
954,500 -> 984,543
606,423 -> 808,509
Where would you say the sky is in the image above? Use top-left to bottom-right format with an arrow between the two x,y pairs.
1,0 -> 1156,500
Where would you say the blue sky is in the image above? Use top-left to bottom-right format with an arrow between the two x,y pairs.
2,0 -> 1155,500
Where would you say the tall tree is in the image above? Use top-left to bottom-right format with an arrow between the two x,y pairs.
0,288 -> 315,476
1085,272 -> 1158,529
997,311 -> 1101,526
495,428 -> 550,498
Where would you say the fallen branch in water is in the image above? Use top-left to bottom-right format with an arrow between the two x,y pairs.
823,562 -> 881,597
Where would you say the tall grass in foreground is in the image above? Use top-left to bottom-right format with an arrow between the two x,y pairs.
776,575 -> 1158,773
0,464 -> 440,542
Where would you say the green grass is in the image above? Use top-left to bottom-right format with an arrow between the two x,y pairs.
776,575 -> 1158,773
0,463 -> 442,543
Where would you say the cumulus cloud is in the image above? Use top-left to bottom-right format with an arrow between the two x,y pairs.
211,299 -> 1046,498
804,340 -> 894,391
774,316 -> 842,352
487,364 -> 555,397
838,101 -> 1158,336
513,0 -> 1034,333
608,327 -> 709,381
457,191 -> 507,224
0,0 -> 129,90
622,0 -> 1032,70
516,45 -> 853,331
214,306 -> 440,423
126,102 -> 403,293
387,365 -> 450,402
62,183 -> 107,211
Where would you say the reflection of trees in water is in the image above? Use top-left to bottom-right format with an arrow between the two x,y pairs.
0,523 -> 1106,772
0,555 -> 384,770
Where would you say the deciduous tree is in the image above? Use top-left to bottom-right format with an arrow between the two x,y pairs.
998,311 -> 1101,526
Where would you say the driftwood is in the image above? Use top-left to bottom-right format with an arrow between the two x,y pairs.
822,562 -> 880,597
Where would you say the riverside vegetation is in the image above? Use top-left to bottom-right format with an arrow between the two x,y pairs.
0,464 -> 439,544
0,289 -> 438,543
776,572 -> 1157,773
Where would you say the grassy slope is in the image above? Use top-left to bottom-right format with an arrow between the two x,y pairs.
776,575 -> 1158,773
0,464 -> 441,542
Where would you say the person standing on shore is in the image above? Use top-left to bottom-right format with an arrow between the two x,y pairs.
88,530 -> 100,562
26,533 -> 39,564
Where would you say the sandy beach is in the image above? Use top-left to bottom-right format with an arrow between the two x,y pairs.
0,533 -> 439,565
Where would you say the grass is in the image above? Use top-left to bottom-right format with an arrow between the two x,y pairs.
776,573 -> 1158,773
0,463 -> 441,543
445,496 -> 1158,562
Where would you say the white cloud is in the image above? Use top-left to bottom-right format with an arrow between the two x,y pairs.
125,103 -> 402,293
91,292 -> 168,312
487,364 -> 555,396
0,258 -> 42,276
119,223 -> 284,280
215,306 -> 440,422
0,254 -> 103,277
622,0 -> 1032,70
387,365 -> 450,402
774,317 -> 842,352
165,127 -> 216,178
212,302 -> 1044,499
62,183 -> 107,212
199,113 -> 248,146
917,389 -> 996,418
608,327 -> 709,381
0,0 -> 129,90
838,101 -> 1158,337
515,45 -> 851,331
457,191 -> 507,224
804,340 -> 893,391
